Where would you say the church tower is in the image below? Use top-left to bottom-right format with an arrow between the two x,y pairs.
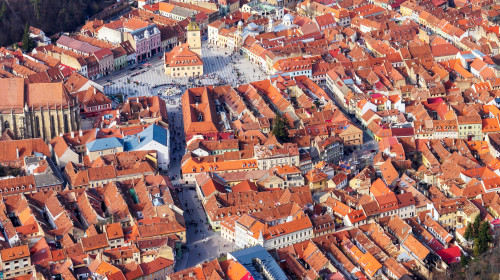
186,13 -> 202,57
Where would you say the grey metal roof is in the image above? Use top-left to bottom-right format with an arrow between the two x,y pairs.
228,245 -> 287,280
57,35 -> 101,55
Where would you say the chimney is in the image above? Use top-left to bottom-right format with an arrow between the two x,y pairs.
16,147 -> 19,159
93,87 -> 96,95
136,97 -> 139,103
79,129 -> 83,137
71,131 -> 75,138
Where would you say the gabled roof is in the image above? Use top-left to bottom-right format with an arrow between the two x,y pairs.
370,178 -> 391,197
0,138 -> 50,162
200,179 -> 226,197
165,43 -> 203,67
403,235 -> 429,261
380,159 -> 398,185
125,124 -> 168,151
232,180 -> 258,192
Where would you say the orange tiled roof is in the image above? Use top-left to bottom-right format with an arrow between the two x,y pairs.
1,245 -> 30,261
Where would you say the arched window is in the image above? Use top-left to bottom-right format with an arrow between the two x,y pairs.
63,114 -> 69,133
35,116 -> 41,138
50,115 -> 56,138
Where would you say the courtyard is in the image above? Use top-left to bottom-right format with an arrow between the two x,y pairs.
98,42 -> 268,98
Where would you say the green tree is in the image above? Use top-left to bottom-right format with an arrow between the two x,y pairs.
472,215 -> 482,237
460,251 -> 469,267
473,221 -> 492,257
473,238 -> 486,257
21,23 -> 34,52
478,221 -> 492,243
272,114 -> 289,142
464,224 -> 473,241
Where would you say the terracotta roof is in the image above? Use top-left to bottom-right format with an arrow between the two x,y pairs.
182,86 -> 219,136
263,216 -> 313,240
380,159 -> 398,185
403,234 -> 429,261
200,179 -> 226,197
1,245 -> 30,261
0,138 -> 50,163
305,169 -> 328,183
165,43 -> 203,67
81,233 -> 108,251
106,223 -> 124,240
370,178 -> 391,197
232,180 -> 258,192
325,197 -> 352,217
396,192 -> 415,208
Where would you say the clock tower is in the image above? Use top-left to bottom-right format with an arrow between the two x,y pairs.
186,13 -> 202,57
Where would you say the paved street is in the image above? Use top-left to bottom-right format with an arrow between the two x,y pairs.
164,102 -> 184,181
174,188 -> 236,271
160,95 -> 237,272
163,96 -> 237,272
97,42 -> 268,98
203,44 -> 268,86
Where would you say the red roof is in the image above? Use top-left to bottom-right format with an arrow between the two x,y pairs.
232,180 -> 258,192
436,246 -> 461,264
139,257 -> 174,275
201,179 -> 226,197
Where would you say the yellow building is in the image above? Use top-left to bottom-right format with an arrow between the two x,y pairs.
458,115 -> 482,141
164,14 -> 203,77
431,197 -> 480,230
164,44 -> 204,77
305,169 -> 328,190
186,14 -> 202,57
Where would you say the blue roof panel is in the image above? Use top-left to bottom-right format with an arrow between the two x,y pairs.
86,137 -> 123,152
126,124 -> 168,151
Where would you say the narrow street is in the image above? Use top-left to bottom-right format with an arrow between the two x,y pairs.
174,188 -> 236,271
158,71 -> 238,271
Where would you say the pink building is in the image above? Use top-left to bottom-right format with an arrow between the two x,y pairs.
93,48 -> 114,77
122,18 -> 161,62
